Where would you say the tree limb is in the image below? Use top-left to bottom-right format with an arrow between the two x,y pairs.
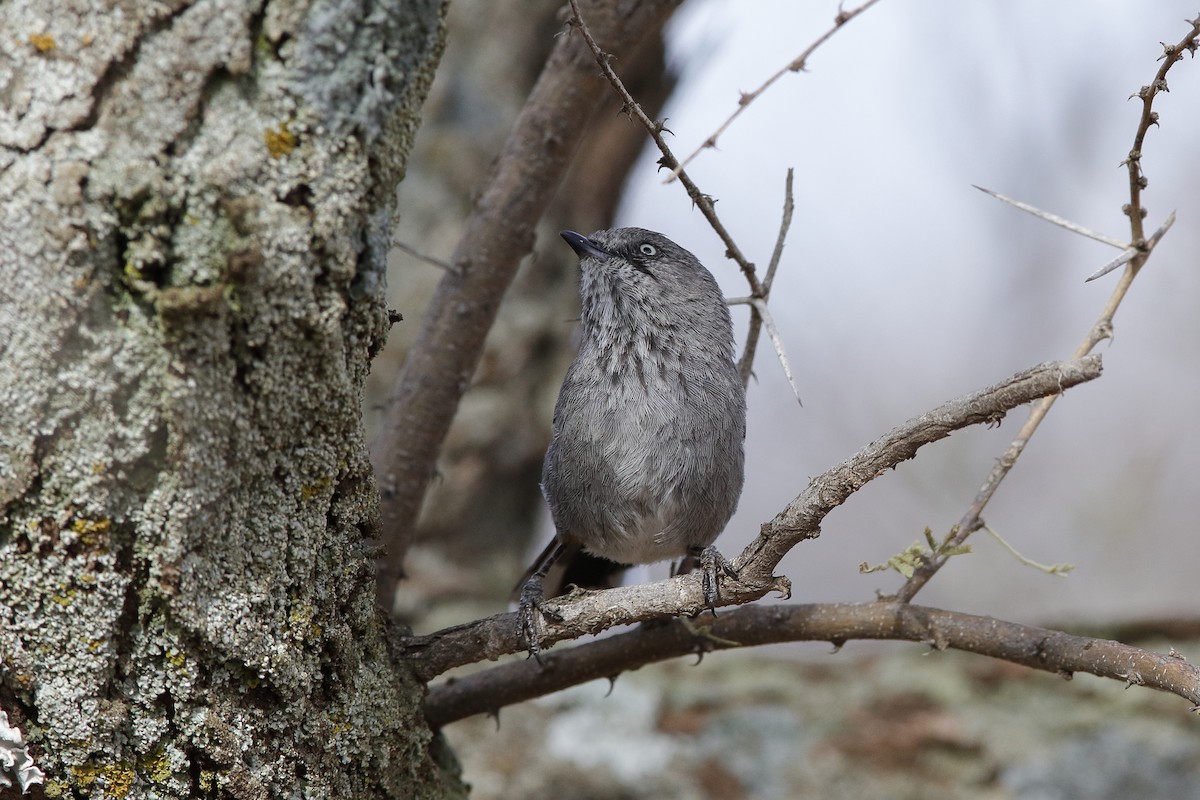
402,355 -> 1102,680
425,601 -> 1200,728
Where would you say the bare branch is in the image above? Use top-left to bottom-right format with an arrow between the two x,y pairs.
738,169 -> 795,386
1124,18 -> 1200,246
389,239 -> 458,273
402,356 -> 1102,680
424,602 -> 1200,728
895,18 -> 1200,602
971,185 -> 1127,249
664,0 -> 885,183
568,0 -> 762,296
739,356 -> 1101,580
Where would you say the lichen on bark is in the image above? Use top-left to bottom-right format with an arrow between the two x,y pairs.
0,0 -> 456,797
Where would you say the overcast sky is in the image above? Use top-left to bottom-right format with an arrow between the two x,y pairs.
613,0 -> 1200,624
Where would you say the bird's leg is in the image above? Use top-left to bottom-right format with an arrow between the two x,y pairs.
517,539 -> 567,662
687,545 -> 738,612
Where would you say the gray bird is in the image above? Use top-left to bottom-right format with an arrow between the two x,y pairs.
517,227 -> 747,657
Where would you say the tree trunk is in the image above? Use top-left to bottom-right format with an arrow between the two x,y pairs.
0,1 -> 459,797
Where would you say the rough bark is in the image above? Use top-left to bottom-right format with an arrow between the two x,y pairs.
0,1 -> 458,797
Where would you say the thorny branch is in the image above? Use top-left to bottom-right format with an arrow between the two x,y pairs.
663,0 -> 884,183
567,0 -> 762,296
568,0 -> 802,399
737,169 -> 795,387
425,602 -> 1200,728
894,15 -> 1200,603
410,13 -> 1200,730
405,356 -> 1102,681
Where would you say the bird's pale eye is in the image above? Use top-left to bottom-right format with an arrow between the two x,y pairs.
639,243 -> 658,257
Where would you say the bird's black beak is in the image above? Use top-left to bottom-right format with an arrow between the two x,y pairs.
560,230 -> 609,260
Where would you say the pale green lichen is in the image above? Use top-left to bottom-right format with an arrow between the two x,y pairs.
2,0 -> 453,795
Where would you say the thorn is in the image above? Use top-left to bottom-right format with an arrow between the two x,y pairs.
604,675 -> 619,697
973,185 -> 1127,249
1083,247 -> 1139,282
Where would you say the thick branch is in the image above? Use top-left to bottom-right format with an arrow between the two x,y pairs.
402,356 -> 1102,680
425,602 -> 1200,728
370,0 -> 683,600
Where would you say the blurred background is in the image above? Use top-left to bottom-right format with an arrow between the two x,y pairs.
375,0 -> 1200,631
377,1 -> 1200,796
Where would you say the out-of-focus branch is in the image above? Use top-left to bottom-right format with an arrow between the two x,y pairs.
402,356 -> 1102,680
370,0 -> 683,604
425,601 -> 1200,728
894,17 -> 1200,603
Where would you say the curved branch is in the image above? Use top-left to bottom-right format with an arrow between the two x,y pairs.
425,601 -> 1200,728
739,355 -> 1101,582
402,355 -> 1102,680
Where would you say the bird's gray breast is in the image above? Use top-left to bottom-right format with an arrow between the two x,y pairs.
541,348 -> 745,565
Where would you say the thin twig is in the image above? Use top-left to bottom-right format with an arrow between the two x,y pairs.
390,239 -> 458,273
762,168 -> 795,294
895,17 -> 1200,604
567,0 -> 762,295
664,0 -> 885,183
738,169 -> 795,387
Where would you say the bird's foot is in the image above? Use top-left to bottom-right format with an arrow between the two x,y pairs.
688,545 -> 738,613
517,576 -> 561,663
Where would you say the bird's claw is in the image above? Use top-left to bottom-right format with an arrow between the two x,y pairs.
517,577 -> 557,663
691,545 -> 737,613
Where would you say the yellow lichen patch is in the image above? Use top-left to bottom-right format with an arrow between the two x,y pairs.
72,516 -> 112,550
50,586 -> 77,606
71,517 -> 111,536
29,32 -> 55,52
264,122 -> 296,158
299,475 -> 332,500
140,748 -> 172,783
72,762 -> 136,798
165,649 -> 187,671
